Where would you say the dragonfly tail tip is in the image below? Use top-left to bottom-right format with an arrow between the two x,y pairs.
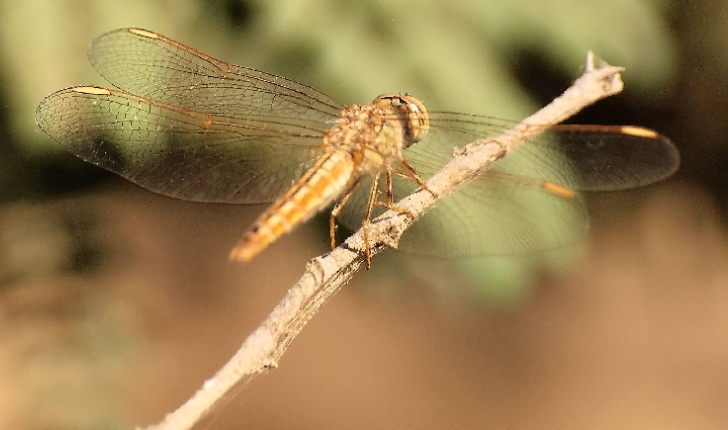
229,245 -> 255,264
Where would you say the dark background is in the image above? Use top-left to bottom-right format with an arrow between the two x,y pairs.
1,0 -> 727,429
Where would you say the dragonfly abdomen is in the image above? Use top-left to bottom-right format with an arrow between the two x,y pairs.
230,149 -> 356,263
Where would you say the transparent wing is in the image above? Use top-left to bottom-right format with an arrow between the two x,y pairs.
427,112 -> 679,191
342,171 -> 590,258
339,113 -> 679,257
88,28 -> 344,123
36,86 -> 326,203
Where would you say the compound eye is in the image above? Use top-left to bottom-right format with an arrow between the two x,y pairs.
374,93 -> 400,103
372,93 -> 430,145
400,95 -> 429,144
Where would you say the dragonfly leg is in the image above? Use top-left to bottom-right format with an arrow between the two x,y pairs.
374,167 -> 416,219
385,169 -> 394,206
330,177 -> 365,251
394,159 -> 437,198
361,174 -> 381,269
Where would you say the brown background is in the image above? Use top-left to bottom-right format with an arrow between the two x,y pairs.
1,0 -> 727,428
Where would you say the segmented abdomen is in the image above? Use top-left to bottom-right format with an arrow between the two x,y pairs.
229,149 -> 356,262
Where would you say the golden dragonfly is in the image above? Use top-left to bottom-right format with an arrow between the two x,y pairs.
36,28 -> 680,267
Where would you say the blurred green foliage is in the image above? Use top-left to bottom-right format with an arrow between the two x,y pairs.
0,0 -> 679,299
0,0 -> 675,152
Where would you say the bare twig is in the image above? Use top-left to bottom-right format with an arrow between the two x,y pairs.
140,52 -> 625,430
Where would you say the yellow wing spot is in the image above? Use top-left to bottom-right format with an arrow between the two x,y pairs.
619,126 -> 658,138
129,28 -> 160,39
543,182 -> 576,199
72,86 -> 111,95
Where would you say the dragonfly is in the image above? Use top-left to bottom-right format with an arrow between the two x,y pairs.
36,28 -> 680,268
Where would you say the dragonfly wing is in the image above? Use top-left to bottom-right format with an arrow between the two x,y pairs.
87,28 -> 344,123
36,87 -> 325,204
340,114 -> 677,257
396,115 -> 679,257
411,123 -> 592,256
425,113 -> 679,191
547,124 -> 679,191
390,116 -> 676,257
337,123 -> 589,257
390,171 -> 589,258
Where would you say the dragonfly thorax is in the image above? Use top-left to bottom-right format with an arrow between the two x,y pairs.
323,94 -> 430,174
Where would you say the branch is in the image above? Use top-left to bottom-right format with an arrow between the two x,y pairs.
140,52 -> 625,430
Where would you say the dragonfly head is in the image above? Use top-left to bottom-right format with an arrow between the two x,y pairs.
375,93 -> 430,147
